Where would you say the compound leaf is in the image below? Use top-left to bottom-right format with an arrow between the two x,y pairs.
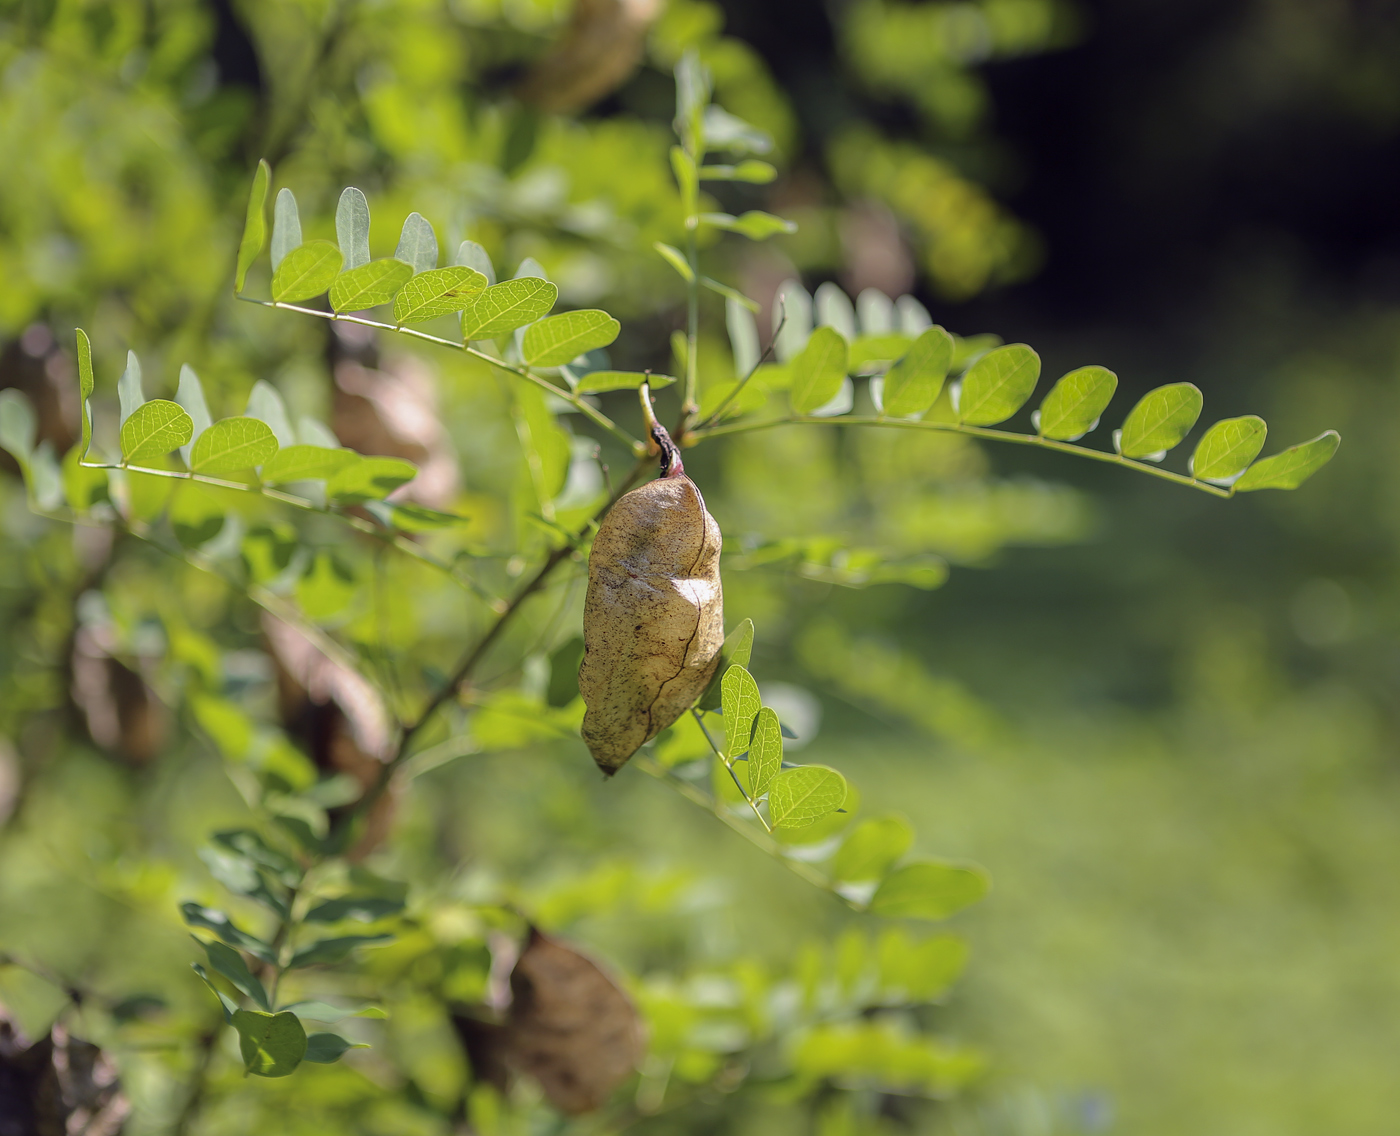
392,266 -> 489,324
260,445 -> 361,484
522,310 -> 621,367
461,277 -> 558,341
329,258 -> 413,313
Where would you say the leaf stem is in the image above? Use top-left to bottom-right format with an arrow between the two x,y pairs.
234,296 -> 643,455
691,414 -> 1236,498
689,708 -> 771,832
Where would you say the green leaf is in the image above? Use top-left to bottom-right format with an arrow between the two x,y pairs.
698,618 -> 757,711
305,894 -> 405,923
831,816 -> 914,882
175,364 -> 211,465
190,417 -> 279,473
749,707 -> 783,797
727,297 -> 760,377
63,444 -> 108,512
288,934 -> 393,969
815,282 -> 857,342
790,326 -> 849,415
260,445 -> 361,484
271,241 -> 343,303
850,333 -> 914,372
278,1001 -> 387,1024
198,845 -> 288,916
575,371 -> 677,393
698,211 -> 797,240
1117,382 -> 1203,458
296,552 -> 357,621
199,938 -> 270,1010
245,380 -> 295,447
271,188 -> 302,272
653,241 -> 693,282
867,861 -> 989,920
702,105 -> 771,154
335,187 -> 371,270
170,484 -> 224,548
212,829 -> 297,884
117,350 -> 144,428
235,160 -> 270,294
957,343 -> 1040,426
882,327 -> 954,418
232,1009 -> 307,1078
0,389 -> 35,463
1234,430 -> 1341,492
392,266 -> 489,324
329,258 -> 413,313
768,766 -> 848,829
461,277 -> 558,341
701,276 -> 759,310
1037,365 -> 1118,440
721,664 -> 762,758
326,456 -> 417,502
76,328 -> 94,459
454,240 -> 495,285
1190,415 -> 1268,481
120,399 -> 193,462
180,902 -> 275,961
191,962 -> 237,1023
303,1032 -> 367,1063
364,501 -> 472,531
522,310 -> 622,367
698,159 -> 777,183
395,211 -> 438,274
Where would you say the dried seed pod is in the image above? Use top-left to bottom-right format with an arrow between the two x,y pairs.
579,395 -> 722,773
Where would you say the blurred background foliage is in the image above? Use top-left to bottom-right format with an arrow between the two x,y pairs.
1,0 -> 1397,1133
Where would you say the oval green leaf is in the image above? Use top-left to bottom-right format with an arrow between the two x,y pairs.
768,765 -> 847,829
304,1032 -> 367,1064
957,343 -> 1040,426
1234,430 -> 1340,492
335,187 -> 371,270
721,664 -> 762,758
329,258 -> 413,313
1038,365 -> 1117,440
1117,382 -> 1202,458
190,417 -> 280,473
461,277 -> 559,341
831,815 -> 915,883
790,326 -> 849,415
523,310 -> 622,367
76,328 -> 94,458
574,370 -> 677,393
235,160 -> 270,294
395,211 -> 438,274
392,266 -> 489,324
232,1009 -> 307,1078
749,706 -> 783,797
120,399 -> 192,462
882,326 -> 953,417
326,456 -> 417,503
271,240 -> 343,303
868,860 -> 989,919
1190,415 -> 1268,482
260,445 -> 361,484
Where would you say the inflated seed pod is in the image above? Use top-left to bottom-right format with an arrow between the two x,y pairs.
579,394 -> 723,774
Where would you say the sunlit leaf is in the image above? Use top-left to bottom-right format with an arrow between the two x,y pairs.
461,277 -> 559,341
653,241 -> 693,282
1190,415 -> 1267,482
768,766 -> 847,829
235,160 -> 270,293
1117,382 -> 1203,458
698,159 -> 777,183
326,456 -> 417,502
392,266 -> 489,324
190,417 -> 279,473
575,370 -> 676,393
1234,430 -> 1341,492
395,212 -> 438,274
329,258 -> 413,313
849,333 -> 914,372
76,328 -> 94,458
957,344 -> 1040,426
303,1032 -> 367,1063
271,188 -> 302,271
335,187 -> 371,269
522,310 -> 621,366
1037,365 -> 1117,440
721,665 -> 762,758
831,816 -> 914,882
232,1009 -> 307,1077
882,327 -> 954,418
868,861 -> 989,920
698,211 -> 797,240
790,326 -> 849,414
698,619 -> 757,711
749,707 -> 783,797
260,445 -> 361,484
271,241 -> 342,303
121,399 -> 192,462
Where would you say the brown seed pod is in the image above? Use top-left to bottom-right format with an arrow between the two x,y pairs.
579,393 -> 723,774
